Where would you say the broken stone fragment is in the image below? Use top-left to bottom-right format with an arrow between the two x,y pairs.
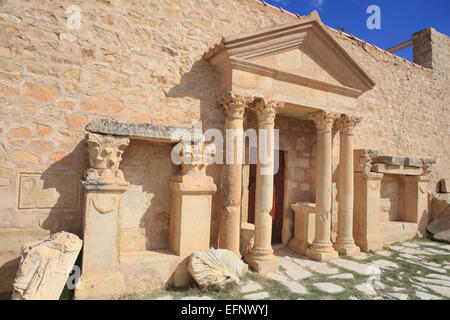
427,216 -> 450,243
188,248 -> 248,288
11,231 -> 82,300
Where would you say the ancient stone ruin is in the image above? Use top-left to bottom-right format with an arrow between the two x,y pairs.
0,1 -> 448,300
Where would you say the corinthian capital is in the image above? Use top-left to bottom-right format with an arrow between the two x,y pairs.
251,97 -> 284,124
85,133 -> 130,182
308,110 -> 338,131
336,114 -> 362,134
218,92 -> 251,120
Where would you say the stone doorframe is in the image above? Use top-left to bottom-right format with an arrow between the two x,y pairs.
206,11 -> 376,270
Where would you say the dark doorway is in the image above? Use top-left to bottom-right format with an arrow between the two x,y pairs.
247,150 -> 285,244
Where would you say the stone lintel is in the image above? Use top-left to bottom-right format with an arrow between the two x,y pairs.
85,119 -> 194,143
372,155 -> 435,168
371,164 -> 423,176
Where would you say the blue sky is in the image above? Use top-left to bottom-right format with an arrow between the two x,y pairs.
265,0 -> 450,61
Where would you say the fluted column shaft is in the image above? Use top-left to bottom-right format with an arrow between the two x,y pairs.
306,111 -> 339,262
246,98 -> 283,274
334,115 -> 361,255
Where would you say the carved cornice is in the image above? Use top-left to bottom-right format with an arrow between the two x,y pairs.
336,114 -> 362,134
85,133 -> 130,182
217,92 -> 252,120
251,97 -> 284,124
308,110 -> 338,131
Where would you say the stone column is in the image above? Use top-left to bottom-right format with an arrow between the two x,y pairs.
75,133 -> 130,300
246,98 -> 283,274
334,114 -> 361,256
306,111 -> 339,262
217,92 -> 250,256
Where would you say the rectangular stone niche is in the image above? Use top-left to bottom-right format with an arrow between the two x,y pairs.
17,172 -> 79,210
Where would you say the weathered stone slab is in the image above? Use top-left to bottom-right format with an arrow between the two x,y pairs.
18,172 -> 79,209
11,231 -> 82,300
355,283 -> 377,296
314,283 -> 344,294
415,291 -> 441,300
243,292 -> 269,300
427,216 -> 450,243
372,156 -> 434,168
430,193 -> 450,221
239,280 -> 263,293
85,119 -> 194,143
188,248 -> 248,288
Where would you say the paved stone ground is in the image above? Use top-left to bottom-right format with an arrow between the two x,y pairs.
120,238 -> 450,300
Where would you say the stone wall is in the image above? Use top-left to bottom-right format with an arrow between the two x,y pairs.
0,0 -> 449,295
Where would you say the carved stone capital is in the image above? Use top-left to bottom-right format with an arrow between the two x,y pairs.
308,110 -> 338,131
85,133 -> 130,183
336,114 -> 362,134
172,141 -> 216,184
218,92 -> 252,120
251,97 -> 284,124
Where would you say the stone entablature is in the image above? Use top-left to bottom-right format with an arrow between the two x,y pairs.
354,150 -> 435,176
85,119 -> 194,143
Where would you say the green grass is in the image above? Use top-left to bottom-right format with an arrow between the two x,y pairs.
116,238 -> 450,300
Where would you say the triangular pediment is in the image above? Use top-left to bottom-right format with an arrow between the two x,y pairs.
206,11 -> 375,96
249,47 -> 344,87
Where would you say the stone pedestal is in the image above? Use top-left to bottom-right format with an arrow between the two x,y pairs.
288,202 -> 316,255
169,142 -> 217,287
334,115 -> 361,256
217,92 -> 249,256
306,111 -> 338,262
354,171 -> 384,252
75,181 -> 129,299
245,98 -> 283,274
75,133 -> 130,299
403,175 -> 430,236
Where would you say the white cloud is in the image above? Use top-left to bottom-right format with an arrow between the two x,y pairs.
310,0 -> 324,9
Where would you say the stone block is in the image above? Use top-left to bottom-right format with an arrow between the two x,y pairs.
11,232 -> 82,300
440,179 -> 450,193
18,172 -> 79,210
288,202 -> 315,255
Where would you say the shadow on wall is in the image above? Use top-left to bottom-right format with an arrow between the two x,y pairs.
40,140 -> 89,237
165,57 -> 223,248
0,139 -> 88,299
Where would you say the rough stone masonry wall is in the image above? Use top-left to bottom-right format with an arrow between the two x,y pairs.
0,0 -> 448,261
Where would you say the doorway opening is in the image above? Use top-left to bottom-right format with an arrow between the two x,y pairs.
247,150 -> 285,244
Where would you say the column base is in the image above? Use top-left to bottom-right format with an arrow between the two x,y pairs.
245,254 -> 279,275
75,271 -> 124,300
288,238 -> 307,255
333,242 -> 361,256
306,246 -> 338,262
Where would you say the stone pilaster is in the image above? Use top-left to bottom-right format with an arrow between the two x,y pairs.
218,92 -> 251,256
334,114 -> 361,256
245,98 -> 283,274
306,111 -> 339,262
75,133 -> 130,300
